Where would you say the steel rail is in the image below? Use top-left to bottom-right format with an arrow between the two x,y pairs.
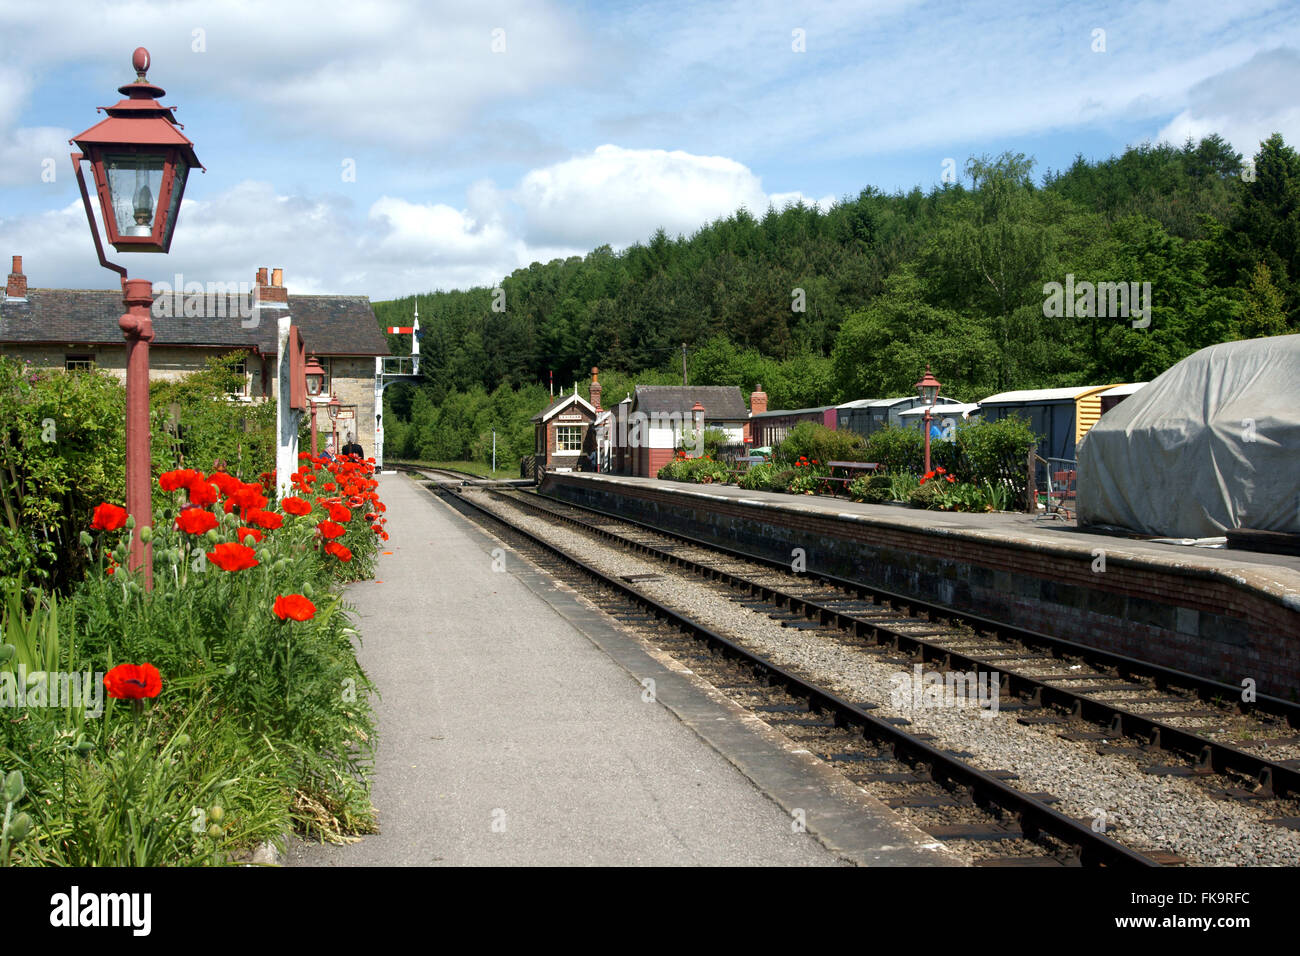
494,486 -> 1300,800
428,481 -> 1159,868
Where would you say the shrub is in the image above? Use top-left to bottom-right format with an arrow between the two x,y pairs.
768,469 -> 797,493
909,481 -> 944,508
774,422 -> 869,466
738,463 -> 775,490
657,456 -> 730,484
851,473 -> 894,503
863,426 -> 925,472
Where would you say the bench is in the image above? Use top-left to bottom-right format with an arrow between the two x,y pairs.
820,461 -> 880,496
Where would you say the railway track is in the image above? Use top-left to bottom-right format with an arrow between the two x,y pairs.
410,472 -> 1162,866
480,484 -> 1300,819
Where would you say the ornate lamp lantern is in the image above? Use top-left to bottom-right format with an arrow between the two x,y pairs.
71,47 -> 201,255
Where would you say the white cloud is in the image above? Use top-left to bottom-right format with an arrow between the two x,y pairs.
1155,47 -> 1300,159
514,144 -> 833,247
1,144 -> 836,298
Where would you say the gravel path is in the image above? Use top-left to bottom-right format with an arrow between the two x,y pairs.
474,490 -> 1300,867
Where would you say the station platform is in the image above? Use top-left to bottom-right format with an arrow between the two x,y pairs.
540,473 -> 1300,697
288,473 -> 944,867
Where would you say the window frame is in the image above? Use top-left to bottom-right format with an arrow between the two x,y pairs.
553,424 -> 584,454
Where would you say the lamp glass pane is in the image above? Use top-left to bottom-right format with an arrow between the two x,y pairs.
162,159 -> 187,243
105,154 -> 166,237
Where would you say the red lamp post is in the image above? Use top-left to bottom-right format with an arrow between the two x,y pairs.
303,354 -> 326,456
915,365 -> 942,475
70,47 -> 202,588
327,393 -> 342,454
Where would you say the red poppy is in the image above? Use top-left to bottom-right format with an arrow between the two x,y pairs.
935,466 -> 947,475
273,594 -> 316,621
317,520 -> 346,539
206,541 -> 259,572
945,475 -> 956,483
208,471 -> 241,497
104,663 -> 162,700
248,509 -> 283,530
175,508 -> 218,535
187,479 -> 219,507
224,485 -> 269,520
327,503 -> 351,523
324,541 -> 352,562
281,496 -> 312,516
159,469 -> 200,492
322,482 -> 337,492
91,503 -> 128,531
236,526 -> 264,543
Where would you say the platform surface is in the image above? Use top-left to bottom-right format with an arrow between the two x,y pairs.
288,474 -> 942,866
547,473 -> 1300,608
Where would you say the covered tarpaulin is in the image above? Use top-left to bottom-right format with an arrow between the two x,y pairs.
1077,334 -> 1300,538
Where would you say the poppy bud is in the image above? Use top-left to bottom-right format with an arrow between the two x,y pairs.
79,531 -> 94,548
7,812 -> 31,842
75,740 -> 96,757
173,733 -> 191,749
205,530 -> 220,545
139,525 -> 152,544
207,823 -> 223,840
302,582 -> 314,598
3,770 -> 24,803
209,806 -> 224,824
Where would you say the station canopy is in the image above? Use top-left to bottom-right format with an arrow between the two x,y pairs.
1077,334 -> 1300,537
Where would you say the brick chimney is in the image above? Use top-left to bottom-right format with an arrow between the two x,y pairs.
589,366 -> 602,411
750,384 -> 768,416
254,266 -> 287,305
5,256 -> 27,300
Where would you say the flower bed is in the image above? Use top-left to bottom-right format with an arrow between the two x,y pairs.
0,452 -> 385,865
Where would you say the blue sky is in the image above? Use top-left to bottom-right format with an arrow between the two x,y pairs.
2,0 -> 1299,299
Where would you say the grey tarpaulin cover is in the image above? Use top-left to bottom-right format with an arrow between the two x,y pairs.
1077,333 -> 1300,538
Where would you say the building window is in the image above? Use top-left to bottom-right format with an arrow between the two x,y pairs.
65,355 -> 94,372
554,424 -> 583,452
226,360 -> 249,397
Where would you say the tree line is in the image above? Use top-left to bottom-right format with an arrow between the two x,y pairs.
375,133 -> 1300,464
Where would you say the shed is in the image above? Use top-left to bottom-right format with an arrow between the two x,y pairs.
976,385 -> 1119,461
532,391 -> 599,473
611,385 -> 749,477
837,396 -> 966,440
750,405 -> 839,448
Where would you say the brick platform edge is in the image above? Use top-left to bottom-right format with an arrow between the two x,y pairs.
541,474 -> 1300,700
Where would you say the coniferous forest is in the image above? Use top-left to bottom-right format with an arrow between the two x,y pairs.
375,134 -> 1300,467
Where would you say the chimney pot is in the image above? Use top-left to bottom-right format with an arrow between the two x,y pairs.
256,267 -> 268,286
272,268 -> 283,288
5,254 -> 27,299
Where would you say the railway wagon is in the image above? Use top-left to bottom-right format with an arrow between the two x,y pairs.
749,405 -> 839,448
976,385 -> 1121,460
836,396 -> 967,440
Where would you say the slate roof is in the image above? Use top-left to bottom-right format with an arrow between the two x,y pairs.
0,289 -> 389,357
633,385 -> 750,420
